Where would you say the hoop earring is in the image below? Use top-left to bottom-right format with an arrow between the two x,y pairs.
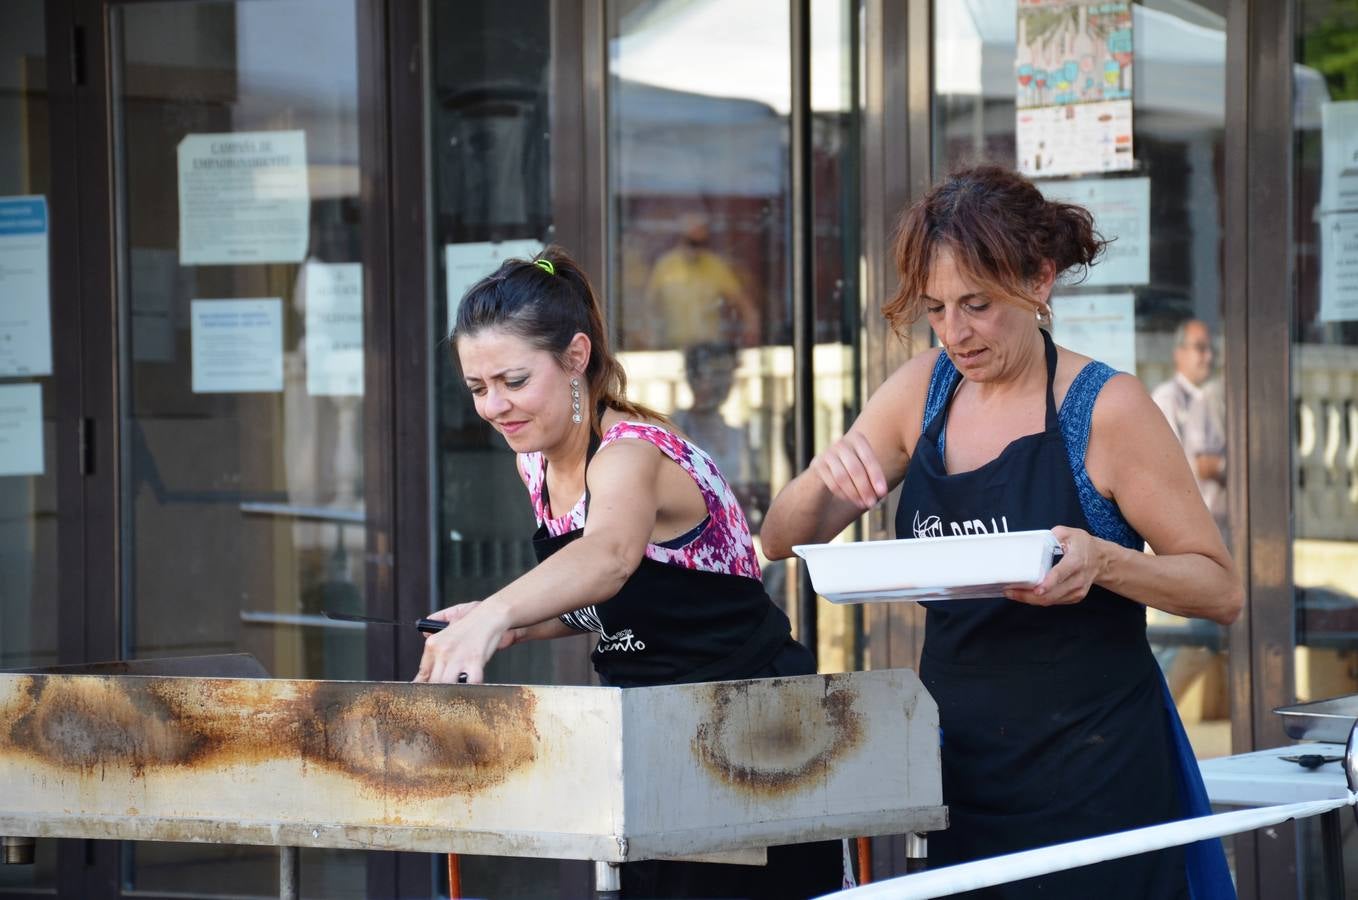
570,378 -> 582,424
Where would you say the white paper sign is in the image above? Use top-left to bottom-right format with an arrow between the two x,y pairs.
0,383 -> 43,477
178,131 -> 310,265
1050,292 -> 1136,374
1320,212 -> 1358,323
1039,177 -> 1149,287
0,196 -> 53,376
1321,101 -> 1358,214
191,298 -> 284,393
445,240 -> 544,336
304,262 -> 364,396
1017,100 -> 1134,178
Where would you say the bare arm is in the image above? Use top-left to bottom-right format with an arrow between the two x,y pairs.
1008,374 -> 1242,624
760,350 -> 937,558
415,440 -> 664,683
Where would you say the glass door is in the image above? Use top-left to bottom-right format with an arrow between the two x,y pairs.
109,0 -> 379,894
1290,3 -> 1358,890
0,0 -> 61,891
605,0 -> 865,669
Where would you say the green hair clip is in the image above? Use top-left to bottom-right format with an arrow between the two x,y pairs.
534,258 -> 556,276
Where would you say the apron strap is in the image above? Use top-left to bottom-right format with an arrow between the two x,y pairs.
1040,327 -> 1059,430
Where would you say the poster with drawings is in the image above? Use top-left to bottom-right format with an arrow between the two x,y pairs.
1015,1 -> 1134,177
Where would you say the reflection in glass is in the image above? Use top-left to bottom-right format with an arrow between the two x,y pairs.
609,0 -> 793,626
1292,0 -> 1358,706
113,1 -> 368,893
933,0 -> 1232,758
608,1 -> 863,671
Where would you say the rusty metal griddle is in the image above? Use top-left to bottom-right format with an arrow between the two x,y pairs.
0,657 -> 945,896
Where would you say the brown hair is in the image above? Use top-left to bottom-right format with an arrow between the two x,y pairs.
451,244 -> 667,435
884,165 -> 1107,337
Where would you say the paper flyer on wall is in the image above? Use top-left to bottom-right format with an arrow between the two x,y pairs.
0,382 -> 43,477
1319,213 -> 1358,324
1015,1 -> 1134,177
304,262 -> 364,396
445,240 -> 544,335
1321,101 -> 1358,215
178,131 -> 310,265
1038,176 -> 1149,286
191,298 -> 284,393
0,196 -> 53,377
1049,292 -> 1136,374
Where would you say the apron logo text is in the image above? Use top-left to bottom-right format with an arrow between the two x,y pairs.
912,510 -> 1010,538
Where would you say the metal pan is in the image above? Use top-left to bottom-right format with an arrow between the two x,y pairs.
1274,694 -> 1358,743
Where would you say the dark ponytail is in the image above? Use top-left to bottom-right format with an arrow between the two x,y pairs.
885,165 -> 1108,336
452,245 -> 666,434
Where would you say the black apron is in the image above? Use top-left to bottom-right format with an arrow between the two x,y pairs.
895,331 -> 1188,899
531,427 -> 843,899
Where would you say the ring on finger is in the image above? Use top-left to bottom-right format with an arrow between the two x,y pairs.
456,672 -> 469,684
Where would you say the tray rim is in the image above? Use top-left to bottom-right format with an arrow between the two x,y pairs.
792,528 -> 1058,557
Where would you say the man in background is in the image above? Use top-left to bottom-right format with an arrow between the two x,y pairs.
1152,318 -> 1228,543
643,215 -> 760,350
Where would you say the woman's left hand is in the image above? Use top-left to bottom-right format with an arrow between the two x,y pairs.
1005,526 -> 1108,607
412,601 -> 513,684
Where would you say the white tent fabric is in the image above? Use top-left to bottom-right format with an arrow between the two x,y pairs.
613,0 -> 1328,128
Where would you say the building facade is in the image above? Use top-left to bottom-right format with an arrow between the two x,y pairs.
1,0 -> 1355,897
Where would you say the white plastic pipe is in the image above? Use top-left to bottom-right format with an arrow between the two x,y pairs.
822,793 -> 1356,900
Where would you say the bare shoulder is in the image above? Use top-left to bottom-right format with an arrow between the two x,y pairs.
1088,370 -> 1158,428
861,346 -> 945,457
1051,343 -> 1096,407
874,346 -> 945,416
1084,369 -> 1183,498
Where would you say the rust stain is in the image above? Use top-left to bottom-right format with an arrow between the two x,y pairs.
691,678 -> 864,797
4,677 -> 204,774
301,683 -> 540,798
0,675 -> 541,799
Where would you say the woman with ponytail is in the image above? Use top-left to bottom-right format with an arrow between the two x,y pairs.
415,246 -> 842,898
762,166 -> 1241,899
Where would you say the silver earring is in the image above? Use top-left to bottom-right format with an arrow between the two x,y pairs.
570,378 -> 582,424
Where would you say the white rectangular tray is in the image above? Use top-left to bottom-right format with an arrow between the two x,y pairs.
792,529 -> 1061,604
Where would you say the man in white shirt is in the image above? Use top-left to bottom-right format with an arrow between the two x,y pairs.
1151,319 -> 1228,543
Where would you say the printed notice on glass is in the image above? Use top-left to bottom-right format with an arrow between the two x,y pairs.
445,240 -> 544,334
191,298 -> 284,393
305,262 -> 364,396
1039,177 -> 1149,286
0,196 -> 53,376
1320,213 -> 1358,323
1050,292 -> 1136,373
1017,100 -> 1134,178
178,131 -> 309,265
0,383 -> 43,477
1015,1 -> 1134,178
1321,101 -> 1358,214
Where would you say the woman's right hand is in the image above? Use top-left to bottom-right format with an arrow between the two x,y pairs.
423,601 -> 519,651
807,431 -> 889,510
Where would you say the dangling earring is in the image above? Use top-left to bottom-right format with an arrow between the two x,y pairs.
570,377 -> 582,424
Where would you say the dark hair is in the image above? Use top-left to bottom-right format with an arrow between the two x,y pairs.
885,165 -> 1107,337
452,245 -> 665,434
